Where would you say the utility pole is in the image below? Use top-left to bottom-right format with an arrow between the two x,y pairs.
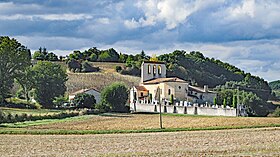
156,87 -> 163,129
237,86 -> 240,116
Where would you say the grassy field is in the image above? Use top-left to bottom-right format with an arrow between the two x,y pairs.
0,127 -> 279,156
0,113 -> 279,135
0,107 -> 61,115
65,62 -> 140,93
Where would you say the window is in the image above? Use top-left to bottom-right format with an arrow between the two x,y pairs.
153,65 -> 156,75
141,92 -> 144,97
158,65 -> 162,75
148,64 -> 151,74
168,89 -> 171,95
178,86 -> 181,89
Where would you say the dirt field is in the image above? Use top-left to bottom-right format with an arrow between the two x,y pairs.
0,127 -> 279,156
28,114 -> 280,131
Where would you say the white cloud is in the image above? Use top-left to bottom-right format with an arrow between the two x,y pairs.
96,18 -> 110,24
124,18 -> 140,29
0,13 -> 93,21
125,0 -> 225,29
230,0 -> 255,18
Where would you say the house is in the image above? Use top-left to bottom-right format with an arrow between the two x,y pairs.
69,88 -> 101,104
130,61 -> 216,105
187,85 -> 217,104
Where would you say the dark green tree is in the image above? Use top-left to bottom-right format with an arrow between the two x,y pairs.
100,82 -> 128,112
67,59 -> 81,72
213,97 -> 217,105
32,61 -> 67,108
15,67 -> 35,101
73,93 -> 96,108
223,98 -> 227,108
232,95 -> 237,108
0,36 -> 31,103
89,53 -> 97,62
46,52 -> 58,61
170,94 -> 174,105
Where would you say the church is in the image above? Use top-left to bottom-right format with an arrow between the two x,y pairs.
130,60 -> 217,107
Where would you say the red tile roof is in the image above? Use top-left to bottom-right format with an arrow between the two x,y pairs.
134,86 -> 148,91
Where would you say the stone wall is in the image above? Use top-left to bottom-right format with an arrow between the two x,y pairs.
130,103 -> 237,117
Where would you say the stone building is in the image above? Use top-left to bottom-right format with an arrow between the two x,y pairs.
130,61 -> 216,105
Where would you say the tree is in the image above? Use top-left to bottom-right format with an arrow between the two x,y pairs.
53,95 -> 68,108
81,62 -> 99,72
223,98 -> 227,108
170,94 -> 174,105
32,61 -> 67,108
0,36 -> 31,103
213,97 -> 217,105
15,67 -> 35,101
100,82 -> 128,112
46,52 -> 58,61
67,59 -> 81,72
72,93 -> 96,108
32,51 -> 45,60
232,95 -> 237,108
89,53 -> 97,62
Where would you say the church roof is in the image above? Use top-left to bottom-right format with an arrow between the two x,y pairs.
143,77 -> 187,84
134,86 -> 148,91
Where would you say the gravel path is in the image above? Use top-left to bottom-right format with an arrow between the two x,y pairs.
0,127 -> 279,156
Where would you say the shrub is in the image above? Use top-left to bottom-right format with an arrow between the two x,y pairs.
100,82 -> 128,112
72,93 -> 96,108
81,62 -> 99,73
269,107 -> 280,117
115,66 -> 122,72
67,59 -> 81,72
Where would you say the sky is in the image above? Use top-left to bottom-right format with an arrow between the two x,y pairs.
0,0 -> 280,82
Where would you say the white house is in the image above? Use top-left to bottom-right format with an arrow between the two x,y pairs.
69,88 -> 101,104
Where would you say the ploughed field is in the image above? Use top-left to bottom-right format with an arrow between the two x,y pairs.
25,114 -> 280,131
1,127 -> 279,156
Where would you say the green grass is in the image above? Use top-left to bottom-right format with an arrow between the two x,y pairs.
0,115 -> 93,128
0,107 -> 61,115
0,123 -> 279,135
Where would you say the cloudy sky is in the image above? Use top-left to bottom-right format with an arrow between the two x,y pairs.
1,0 -> 280,81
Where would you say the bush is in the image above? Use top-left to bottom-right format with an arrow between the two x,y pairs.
100,82 -> 128,112
5,98 -> 40,109
81,62 -> 99,73
115,66 -> 122,72
120,67 -> 140,76
67,59 -> 81,72
269,107 -> 280,117
72,93 -> 96,108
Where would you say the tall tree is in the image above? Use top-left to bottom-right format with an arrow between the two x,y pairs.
32,61 -> 67,108
16,67 -> 35,101
0,36 -> 31,103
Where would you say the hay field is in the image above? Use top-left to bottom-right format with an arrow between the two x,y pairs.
0,127 -> 279,156
28,114 -> 280,131
66,62 -> 140,93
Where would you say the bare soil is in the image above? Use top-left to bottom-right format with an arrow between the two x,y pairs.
0,127 -> 279,156
28,114 -> 280,131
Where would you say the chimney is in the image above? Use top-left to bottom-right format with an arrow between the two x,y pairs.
204,85 -> 208,93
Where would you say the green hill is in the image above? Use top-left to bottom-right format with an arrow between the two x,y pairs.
269,80 -> 280,100
269,80 -> 280,90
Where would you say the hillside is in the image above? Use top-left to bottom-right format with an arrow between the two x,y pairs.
269,80 -> 280,99
269,80 -> 280,90
65,62 -> 140,93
